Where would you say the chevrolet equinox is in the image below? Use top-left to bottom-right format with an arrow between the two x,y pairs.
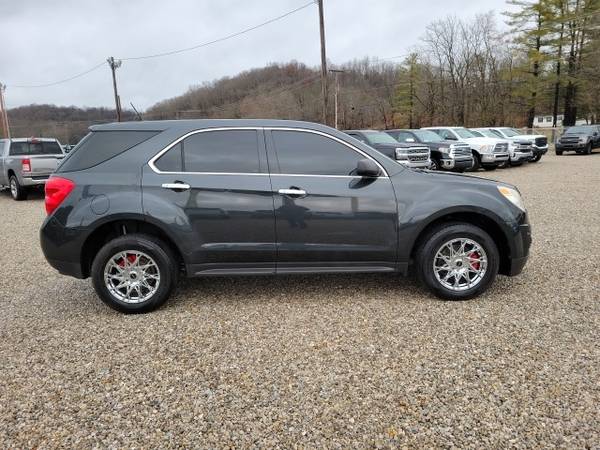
40,120 -> 531,313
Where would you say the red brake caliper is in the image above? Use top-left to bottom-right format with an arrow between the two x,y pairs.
117,253 -> 137,267
469,251 -> 481,270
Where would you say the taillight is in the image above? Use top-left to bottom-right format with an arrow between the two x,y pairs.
45,177 -> 75,215
22,159 -> 31,172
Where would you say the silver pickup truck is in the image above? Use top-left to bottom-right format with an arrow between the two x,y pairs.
0,138 -> 65,200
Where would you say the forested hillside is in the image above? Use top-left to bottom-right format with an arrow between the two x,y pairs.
7,105 -> 134,143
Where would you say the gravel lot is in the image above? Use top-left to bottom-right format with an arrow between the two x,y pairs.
1,151 -> 599,448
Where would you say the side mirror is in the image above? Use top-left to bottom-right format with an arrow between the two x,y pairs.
446,135 -> 457,140
594,131 -> 598,136
356,158 -> 380,177
405,138 -> 415,143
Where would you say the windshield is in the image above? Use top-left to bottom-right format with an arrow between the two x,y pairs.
503,128 -> 521,137
565,126 -> 592,134
413,130 -> 443,142
472,129 -> 498,138
362,131 -> 399,145
455,128 -> 477,139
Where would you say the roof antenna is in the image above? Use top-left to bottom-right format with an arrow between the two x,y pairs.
130,102 -> 143,121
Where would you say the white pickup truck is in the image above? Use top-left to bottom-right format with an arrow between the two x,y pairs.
423,127 -> 510,171
0,137 -> 65,200
485,127 -> 548,162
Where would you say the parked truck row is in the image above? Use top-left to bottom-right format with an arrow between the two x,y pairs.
343,126 -> 550,173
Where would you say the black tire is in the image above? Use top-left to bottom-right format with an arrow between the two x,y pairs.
430,158 -> 441,170
530,153 -> 542,162
509,161 -> 523,167
414,222 -> 500,301
483,165 -> 497,171
9,175 -> 28,201
470,154 -> 481,171
585,142 -> 592,155
91,234 -> 178,313
555,150 -> 563,156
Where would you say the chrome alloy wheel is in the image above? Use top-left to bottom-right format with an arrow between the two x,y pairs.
433,238 -> 488,291
104,251 -> 160,303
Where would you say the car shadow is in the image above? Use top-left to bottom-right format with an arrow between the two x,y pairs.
164,272 -> 428,310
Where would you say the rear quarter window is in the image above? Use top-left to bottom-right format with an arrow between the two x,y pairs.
57,130 -> 158,172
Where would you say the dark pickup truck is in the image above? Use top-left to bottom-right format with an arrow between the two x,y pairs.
344,130 -> 431,169
555,125 -> 600,155
385,129 -> 473,172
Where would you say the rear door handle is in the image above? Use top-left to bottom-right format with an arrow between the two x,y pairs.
278,188 -> 306,196
162,182 -> 191,191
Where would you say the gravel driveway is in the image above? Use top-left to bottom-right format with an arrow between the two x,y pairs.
1,152 -> 599,448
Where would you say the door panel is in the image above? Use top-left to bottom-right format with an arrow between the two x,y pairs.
271,175 -> 398,269
142,128 -> 276,275
266,129 -> 398,270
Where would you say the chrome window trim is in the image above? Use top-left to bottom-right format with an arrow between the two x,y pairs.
148,126 -> 389,178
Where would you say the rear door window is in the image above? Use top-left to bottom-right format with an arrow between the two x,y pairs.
154,130 -> 261,173
183,130 -> 260,173
57,130 -> 158,172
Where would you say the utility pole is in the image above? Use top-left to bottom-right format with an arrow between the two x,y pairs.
0,83 -> 10,139
107,57 -> 123,122
317,0 -> 328,125
329,69 -> 344,129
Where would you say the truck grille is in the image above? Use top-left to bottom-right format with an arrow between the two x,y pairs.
494,143 -> 509,153
514,142 -> 533,151
559,136 -> 579,144
451,145 -> 472,158
405,146 -> 430,162
535,137 -> 548,146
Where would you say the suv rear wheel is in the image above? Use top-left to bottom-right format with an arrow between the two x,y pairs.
91,234 -> 178,313
415,223 -> 500,300
9,175 -> 28,201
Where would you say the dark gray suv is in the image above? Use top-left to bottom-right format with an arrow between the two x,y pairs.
40,119 -> 531,313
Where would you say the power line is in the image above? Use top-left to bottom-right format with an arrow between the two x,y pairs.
8,61 -> 107,89
5,1 -> 315,89
119,1 -> 316,61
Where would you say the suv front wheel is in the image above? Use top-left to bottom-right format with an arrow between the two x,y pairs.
91,234 -> 178,313
415,223 -> 500,300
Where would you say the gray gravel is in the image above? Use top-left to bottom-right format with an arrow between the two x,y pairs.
1,151 -> 599,448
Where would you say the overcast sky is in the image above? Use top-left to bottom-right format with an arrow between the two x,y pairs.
1,0 -> 513,111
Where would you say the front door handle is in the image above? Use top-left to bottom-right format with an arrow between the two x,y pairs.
162,182 -> 191,191
278,188 -> 307,197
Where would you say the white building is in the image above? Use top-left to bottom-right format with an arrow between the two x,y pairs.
533,114 -> 588,128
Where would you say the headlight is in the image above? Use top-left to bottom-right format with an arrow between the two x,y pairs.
579,137 -> 587,143
480,144 -> 493,152
395,148 -> 408,160
439,147 -> 453,156
497,186 -> 526,212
